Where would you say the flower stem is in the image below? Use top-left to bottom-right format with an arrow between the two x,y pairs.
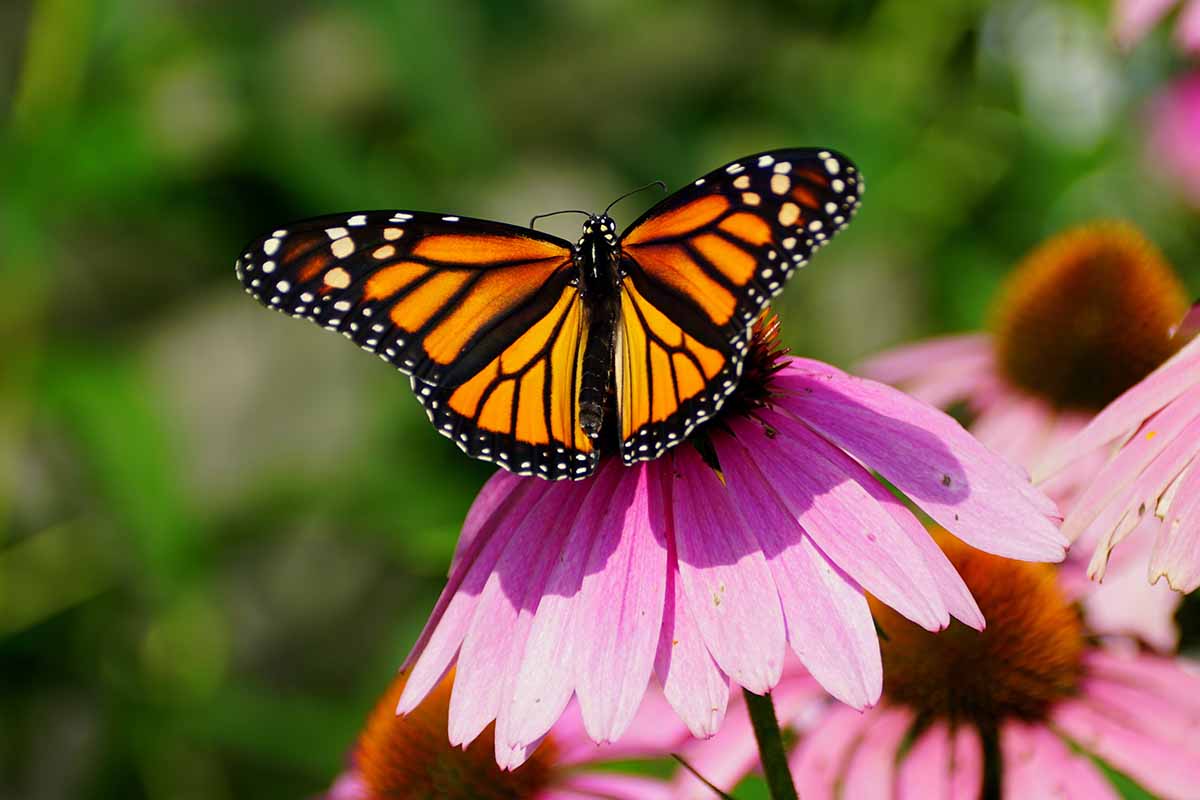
743,688 -> 799,800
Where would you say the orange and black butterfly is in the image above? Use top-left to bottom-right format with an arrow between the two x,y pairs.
235,148 -> 863,479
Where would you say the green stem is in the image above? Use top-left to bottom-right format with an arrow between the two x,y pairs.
743,688 -> 799,800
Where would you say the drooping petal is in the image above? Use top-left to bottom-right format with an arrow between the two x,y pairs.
856,334 -> 994,408
1036,334 -> 1200,481
447,482 -> 589,748
839,708 -> 911,798
654,484 -> 730,738
1053,696 -> 1200,798
1062,382 -> 1200,543
573,462 -> 669,743
499,465 -> 625,750
774,365 -> 1067,561
788,705 -> 875,800
896,723 -> 982,800
449,469 -> 528,575
1150,459 -> 1200,592
1000,722 -> 1119,800
717,430 -> 882,708
735,413 -> 948,631
398,478 -> 554,712
671,446 -> 787,694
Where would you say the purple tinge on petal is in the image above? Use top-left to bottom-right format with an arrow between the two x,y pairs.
789,704 -> 876,800
447,480 -> 591,750
1151,458 -> 1200,592
1037,333 -> 1200,481
839,708 -> 912,799
715,429 -> 883,708
1062,381 -> 1200,544
733,412 -> 948,631
670,446 -> 787,694
773,364 -> 1067,561
1112,0 -> 1180,49
499,464 -> 626,751
654,467 -> 730,738
896,723 -> 982,800
572,462 -> 669,744
398,477 -> 555,712
1000,722 -> 1119,800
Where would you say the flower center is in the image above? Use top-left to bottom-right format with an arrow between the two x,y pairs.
874,530 -> 1084,726
991,221 -> 1188,411
356,671 -> 558,799
716,312 -> 791,421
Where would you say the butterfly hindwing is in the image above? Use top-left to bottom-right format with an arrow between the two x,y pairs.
615,148 -> 863,463
235,210 -> 595,477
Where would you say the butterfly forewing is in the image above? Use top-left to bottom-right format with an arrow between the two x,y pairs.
615,148 -> 863,463
235,210 -> 595,477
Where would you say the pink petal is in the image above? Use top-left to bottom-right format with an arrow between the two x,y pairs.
654,478 -> 731,738
324,770 -> 368,800
1053,698 -> 1200,797
447,482 -> 589,748
1086,648 -> 1200,716
673,699 -> 759,799
774,365 -> 1066,561
1037,335 -> 1200,481
560,689 -> 690,766
671,446 -> 787,694
970,394 -> 1055,471
1079,518 -> 1181,650
573,463 -> 670,743
839,707 -> 911,799
1112,0 -> 1180,48
856,334 -> 994,408
1000,722 -> 1118,800
736,412 -> 948,631
715,430 -> 883,707
500,465 -> 625,750
1063,382 -> 1200,544
1177,0 -> 1200,51
449,469 -> 527,575
897,723 -> 982,800
398,478 -> 554,712
554,773 -> 675,800
789,705 -> 875,800
1151,459 -> 1200,592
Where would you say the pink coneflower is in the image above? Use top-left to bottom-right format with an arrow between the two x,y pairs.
860,222 -> 1189,647
324,668 -> 685,800
1039,303 -> 1200,593
675,530 -> 1200,799
1112,0 -> 1200,53
397,315 -> 1065,768
1147,72 -> 1200,209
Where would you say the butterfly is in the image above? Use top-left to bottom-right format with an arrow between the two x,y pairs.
235,148 -> 863,480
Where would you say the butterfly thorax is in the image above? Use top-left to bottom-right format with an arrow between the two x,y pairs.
574,214 -> 621,440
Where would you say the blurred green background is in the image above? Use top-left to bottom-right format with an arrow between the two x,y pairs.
2,1 -> 1198,798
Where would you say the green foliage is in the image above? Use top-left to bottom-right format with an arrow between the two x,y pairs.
2,0 -> 1198,797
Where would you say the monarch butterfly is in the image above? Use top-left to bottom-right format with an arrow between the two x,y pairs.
235,148 -> 862,479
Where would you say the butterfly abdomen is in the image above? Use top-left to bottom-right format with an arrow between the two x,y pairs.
578,294 -> 619,438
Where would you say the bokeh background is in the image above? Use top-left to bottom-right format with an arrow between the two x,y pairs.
3,1 -> 1199,798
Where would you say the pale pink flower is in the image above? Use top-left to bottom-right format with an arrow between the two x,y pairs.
1039,304 -> 1200,593
676,533 -> 1200,799
1112,0 -> 1200,53
860,222 -> 1189,647
1147,72 -> 1200,209
324,668 -> 686,800
396,321 -> 1064,768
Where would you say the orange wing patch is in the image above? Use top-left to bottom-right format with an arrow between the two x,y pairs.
446,286 -> 591,453
623,244 -> 737,326
412,234 -> 567,264
617,278 -> 726,445
622,195 -> 729,246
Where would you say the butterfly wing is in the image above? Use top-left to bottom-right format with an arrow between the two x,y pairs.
616,148 -> 863,463
235,211 -> 597,478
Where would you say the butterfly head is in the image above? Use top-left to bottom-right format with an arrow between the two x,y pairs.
579,214 -> 618,247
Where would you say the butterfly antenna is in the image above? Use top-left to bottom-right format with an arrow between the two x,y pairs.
529,209 -> 591,229
604,180 -> 668,217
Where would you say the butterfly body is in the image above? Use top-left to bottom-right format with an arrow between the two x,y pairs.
573,214 -> 622,439
235,148 -> 863,480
